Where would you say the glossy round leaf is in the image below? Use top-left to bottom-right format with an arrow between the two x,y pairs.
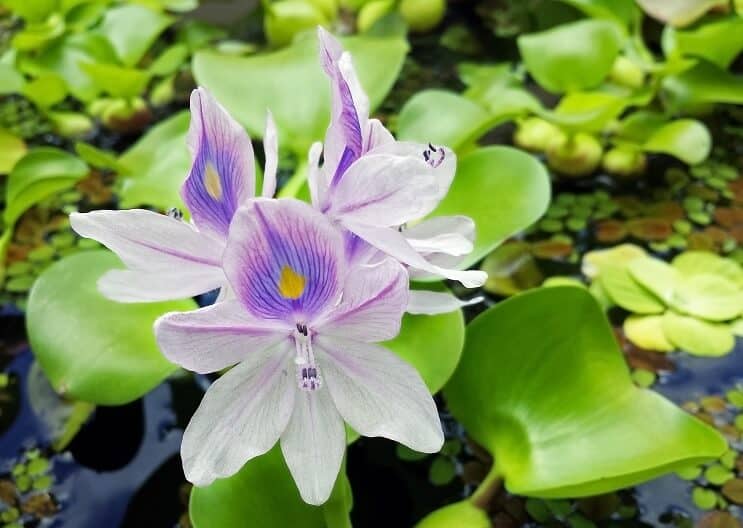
415,500 -> 490,528
582,244 -> 647,279
517,20 -> 623,93
397,90 -> 492,152
671,274 -> 742,322
189,446 -> 326,528
428,146 -> 551,270
27,250 -> 196,405
445,287 -> 727,498
193,32 -> 408,153
627,257 -> 680,306
118,111 -> 190,210
98,4 -> 173,66
661,312 -> 735,357
384,301 -> 464,393
672,251 -> 743,286
4,147 -> 89,226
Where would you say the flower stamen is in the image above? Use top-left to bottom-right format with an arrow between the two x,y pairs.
294,326 -> 321,391
423,143 -> 445,168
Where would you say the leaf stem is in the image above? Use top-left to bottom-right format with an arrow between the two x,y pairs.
278,156 -> 310,199
470,465 -> 503,510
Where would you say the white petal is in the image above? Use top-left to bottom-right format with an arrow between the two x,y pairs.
70,209 -> 224,272
318,258 -> 408,342
406,290 -> 484,315
317,337 -> 444,453
155,300 -> 290,374
262,110 -> 278,198
181,342 -> 294,486
307,141 -> 325,209
98,268 -> 225,303
280,387 -> 345,505
364,118 -> 394,151
326,153 -> 440,227
345,221 -> 487,288
404,216 -> 475,256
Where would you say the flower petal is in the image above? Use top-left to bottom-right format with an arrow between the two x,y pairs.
280,387 -> 345,505
324,151 -> 440,227
319,258 -> 408,341
155,300 -> 290,374
307,141 -> 325,209
70,209 -> 223,271
99,268 -> 225,303
317,337 -> 444,453
224,198 -> 345,322
261,110 -> 278,198
405,216 -> 475,257
344,221 -> 487,288
363,118 -> 394,152
181,342 -> 294,486
182,87 -> 255,238
406,290 -> 484,315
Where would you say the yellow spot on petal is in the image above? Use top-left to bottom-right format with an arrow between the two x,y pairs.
278,265 -> 305,299
204,162 -> 222,199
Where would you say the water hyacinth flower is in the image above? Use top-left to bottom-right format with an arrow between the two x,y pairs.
310,28 -> 486,315
155,198 -> 444,504
69,88 -> 278,302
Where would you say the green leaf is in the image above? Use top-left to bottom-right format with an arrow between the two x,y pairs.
663,61 -> 743,112
27,250 -> 196,405
74,142 -> 125,172
517,20 -> 623,93
671,274 -> 742,322
428,146 -> 551,270
661,311 -> 735,357
0,129 -> 27,174
663,16 -> 743,69
189,445 -> 326,528
445,286 -> 727,498
672,251 -> 743,287
599,263 -> 665,314
21,73 -> 67,108
538,91 -> 630,133
193,32 -> 408,153
148,43 -> 189,76
627,257 -> 680,305
11,13 -> 65,51
556,0 -> 637,27
98,4 -> 173,66
0,63 -> 26,94
383,297 -> 464,393
623,314 -> 675,352
4,147 -> 88,226
81,62 -> 151,98
32,33 -> 118,101
4,0 -> 59,22
636,0 -> 727,27
641,119 -> 711,165
396,90 -> 492,152
118,111 -> 190,210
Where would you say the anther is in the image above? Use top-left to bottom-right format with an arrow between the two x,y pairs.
422,143 -> 445,168
293,327 -> 321,391
167,207 -> 183,220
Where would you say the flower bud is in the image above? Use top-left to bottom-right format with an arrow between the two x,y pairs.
546,132 -> 603,178
609,56 -> 645,89
264,1 -> 328,47
602,145 -> 647,179
415,500 -> 490,528
399,0 -> 446,33
514,117 -> 563,152
357,0 -> 394,32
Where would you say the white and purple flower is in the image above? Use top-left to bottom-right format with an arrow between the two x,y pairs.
155,199 -> 444,504
309,28 -> 486,314
69,88 -> 278,302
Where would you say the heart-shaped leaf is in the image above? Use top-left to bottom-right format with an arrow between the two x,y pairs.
517,20 -> 623,93
445,286 -> 727,498
97,4 -> 173,66
118,111 -> 190,210
4,147 -> 89,226
397,90 -> 492,152
189,446 -> 326,528
193,32 -> 408,153
428,146 -> 551,270
27,250 -> 196,405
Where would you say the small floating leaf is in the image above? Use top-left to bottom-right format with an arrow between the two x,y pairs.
661,312 -> 735,357
623,315 -> 675,352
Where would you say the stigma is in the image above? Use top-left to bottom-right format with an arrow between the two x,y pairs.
423,143 -> 445,168
294,324 -> 321,392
